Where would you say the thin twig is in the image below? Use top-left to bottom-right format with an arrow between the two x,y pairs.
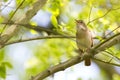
97,25 -> 120,44
1,0 -> 13,11
87,9 -> 112,25
87,7 -> 120,25
93,57 -> 120,66
106,50 -> 115,62
94,32 -> 120,49
1,22 -> 76,41
104,51 -> 120,61
0,0 -> 25,35
5,35 -> 75,46
87,6 -> 92,25
103,51 -> 115,63
104,26 -> 120,38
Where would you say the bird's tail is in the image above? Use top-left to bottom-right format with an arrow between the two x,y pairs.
85,58 -> 91,66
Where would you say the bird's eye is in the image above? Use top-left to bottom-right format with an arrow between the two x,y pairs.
79,20 -> 83,23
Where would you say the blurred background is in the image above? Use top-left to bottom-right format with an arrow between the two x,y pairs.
0,0 -> 120,80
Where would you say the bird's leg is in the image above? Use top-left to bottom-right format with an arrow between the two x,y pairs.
85,48 -> 91,56
84,48 -> 93,59
78,48 -> 84,55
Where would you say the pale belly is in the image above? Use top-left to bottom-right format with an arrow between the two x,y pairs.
76,37 -> 91,51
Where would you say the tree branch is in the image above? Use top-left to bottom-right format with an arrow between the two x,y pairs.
31,32 -> 120,80
87,6 -> 92,25
0,0 -> 25,35
1,22 -> 60,35
31,56 -> 83,80
5,35 -> 75,46
93,58 -> 120,66
93,32 -> 120,53
87,7 -> 120,25
0,0 -> 47,48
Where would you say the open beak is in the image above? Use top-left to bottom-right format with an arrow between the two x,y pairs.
75,19 -> 79,23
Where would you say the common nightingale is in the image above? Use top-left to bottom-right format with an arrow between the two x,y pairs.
76,20 -> 93,66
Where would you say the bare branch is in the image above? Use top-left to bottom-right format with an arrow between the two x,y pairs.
93,32 -> 120,52
31,56 -> 83,80
31,32 -> 120,80
103,26 -> 120,38
87,6 -> 92,25
0,0 -> 47,48
87,9 -> 112,25
93,58 -> 120,67
5,35 -> 75,46
0,0 -> 13,11
1,22 -> 60,35
104,51 -> 120,61
87,7 -> 120,25
0,0 -> 25,35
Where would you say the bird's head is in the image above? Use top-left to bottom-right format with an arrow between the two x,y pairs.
75,19 -> 87,31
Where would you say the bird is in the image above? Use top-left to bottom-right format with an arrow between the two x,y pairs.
75,19 -> 93,66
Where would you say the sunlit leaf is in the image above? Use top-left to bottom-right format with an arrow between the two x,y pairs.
2,62 -> 13,69
113,74 -> 120,80
30,29 -> 38,34
8,10 -> 13,16
0,63 -> 6,79
0,17 -> 4,23
51,15 -> 58,28
29,21 -> 37,27
0,49 -> 4,62
97,10 -> 103,16
3,0 -> 8,2
25,57 -> 39,69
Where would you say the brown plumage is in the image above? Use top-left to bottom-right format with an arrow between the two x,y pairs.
75,20 -> 93,66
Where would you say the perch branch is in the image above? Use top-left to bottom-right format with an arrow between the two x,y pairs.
32,32 -> 120,80
31,56 -> 83,80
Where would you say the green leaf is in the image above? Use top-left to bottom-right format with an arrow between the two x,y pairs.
30,29 -> 38,34
3,62 -> 13,69
3,0 -> 8,2
29,21 -> 37,27
0,16 -> 4,23
8,10 -> 14,18
0,50 -> 4,62
113,74 -> 120,80
51,15 -> 58,28
0,63 -> 6,79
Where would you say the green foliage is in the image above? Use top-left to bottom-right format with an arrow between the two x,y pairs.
77,78 -> 82,80
0,16 -> 4,24
113,74 -> 120,80
3,0 -> 8,2
51,15 -> 58,28
0,63 -> 6,79
0,62 -> 12,79
26,39 -> 76,75
0,50 -> 4,62
2,62 -> 13,69
1,0 -> 120,80
0,61 -> 12,79
0,49 -> 12,79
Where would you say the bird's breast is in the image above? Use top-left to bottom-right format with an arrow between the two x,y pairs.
76,30 -> 92,50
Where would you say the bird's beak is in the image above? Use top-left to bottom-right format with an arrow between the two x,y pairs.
75,19 -> 79,23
